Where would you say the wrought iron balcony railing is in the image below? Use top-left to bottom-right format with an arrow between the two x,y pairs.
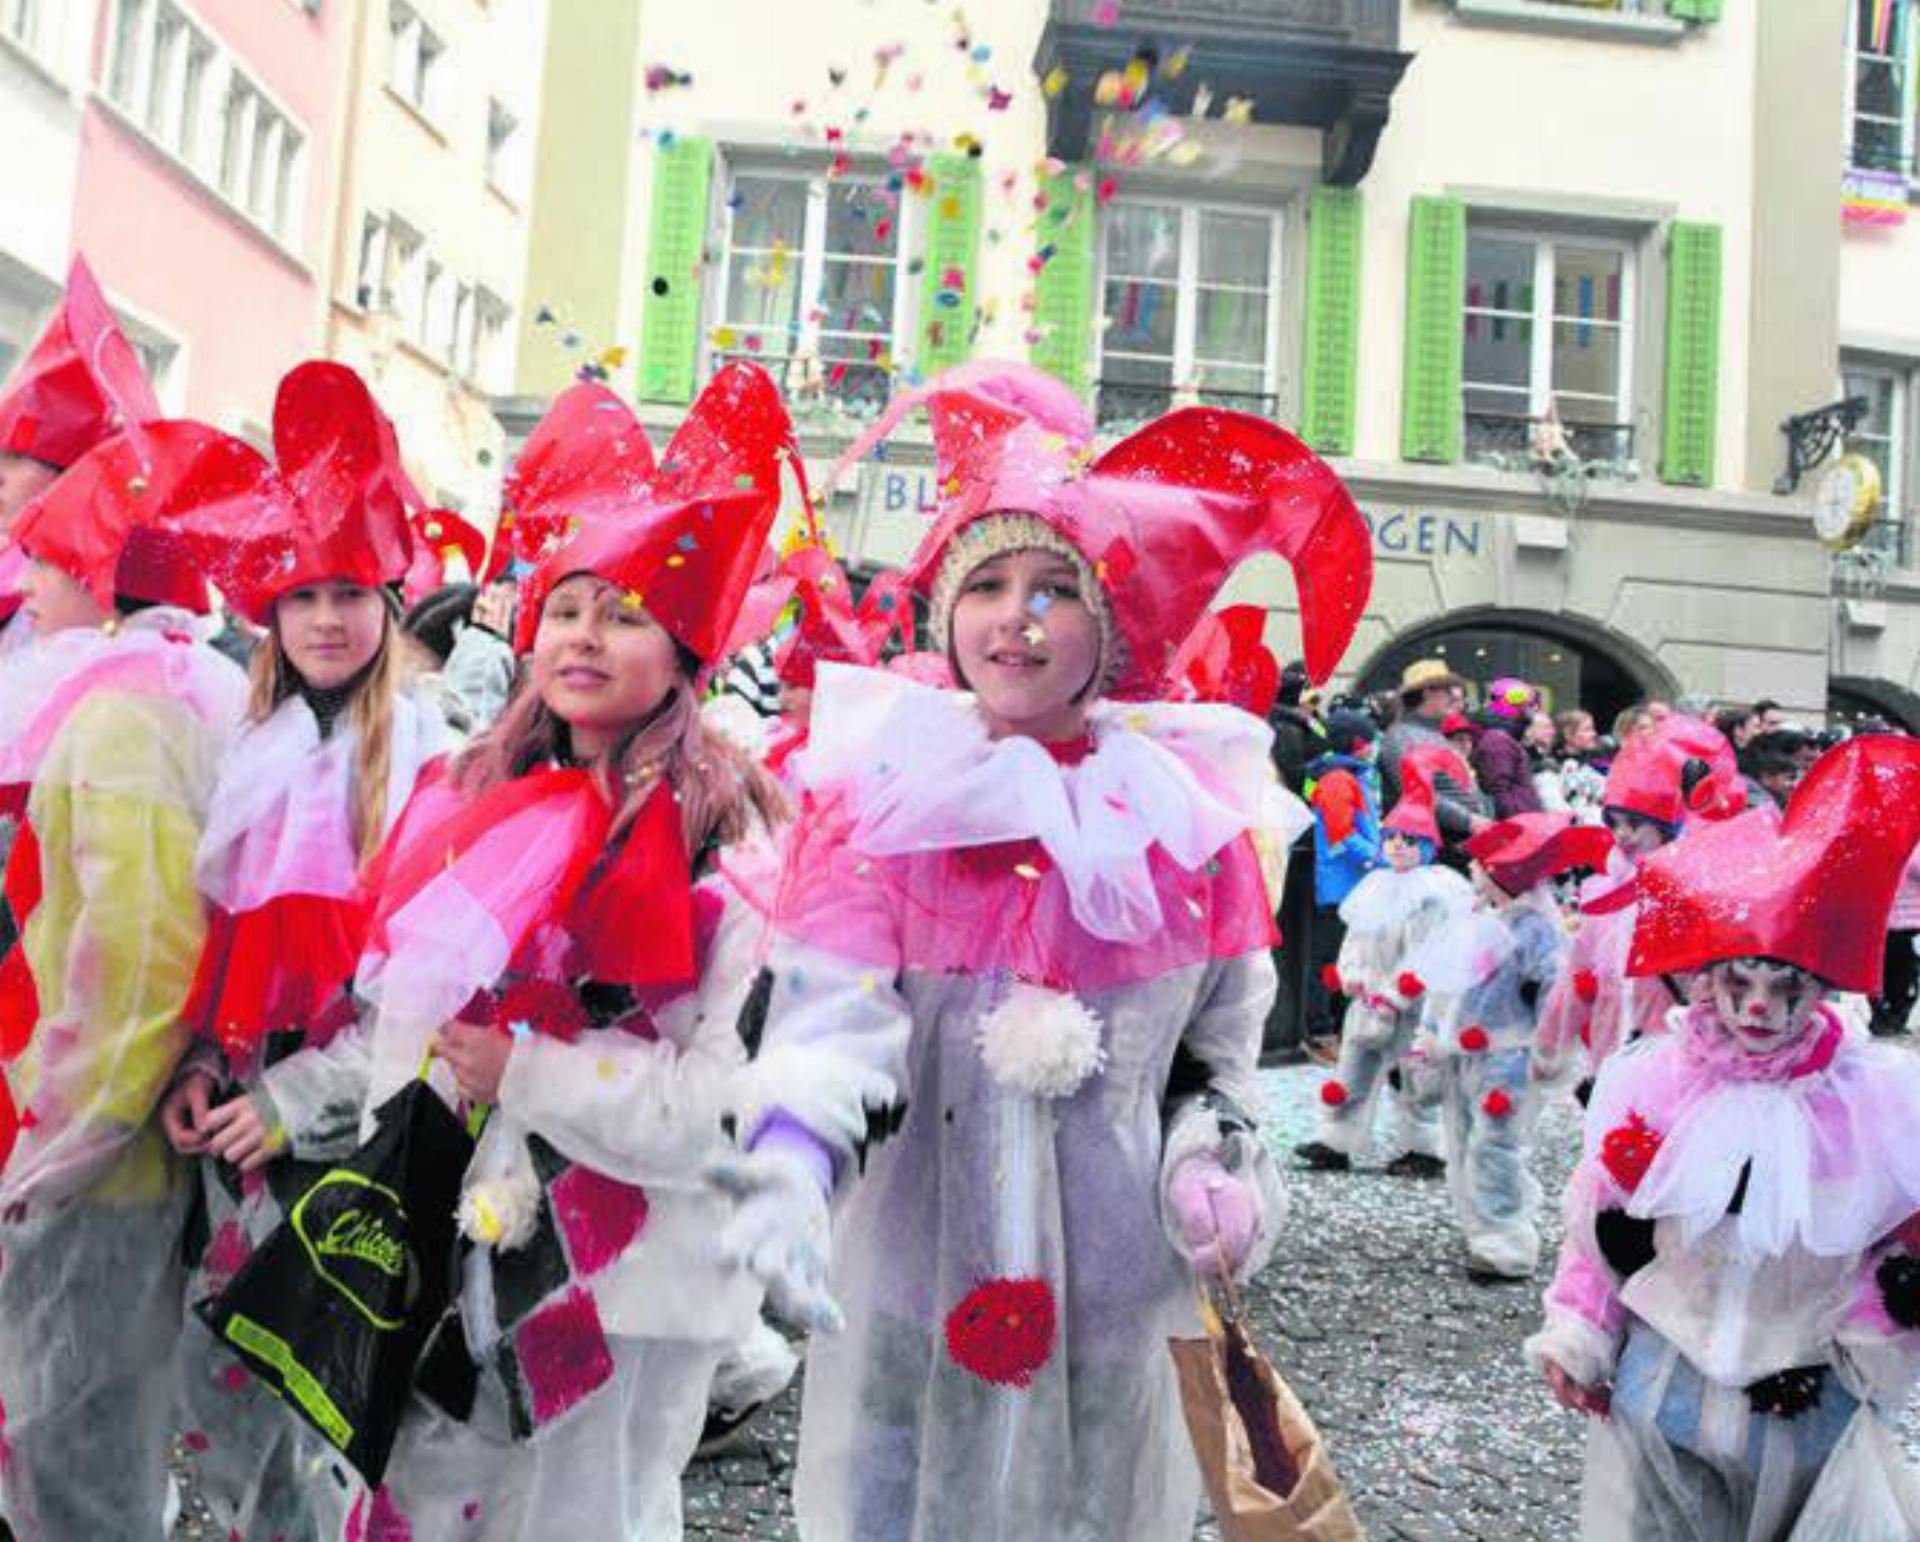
1093,378 -> 1281,430
1465,410 -> 1637,472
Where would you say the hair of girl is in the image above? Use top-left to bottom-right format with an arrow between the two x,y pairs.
247,598 -> 401,866
451,637 -> 789,856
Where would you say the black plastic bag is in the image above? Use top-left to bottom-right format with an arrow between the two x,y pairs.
198,1079 -> 475,1485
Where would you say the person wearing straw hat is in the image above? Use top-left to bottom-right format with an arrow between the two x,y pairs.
1381,658 -> 1491,852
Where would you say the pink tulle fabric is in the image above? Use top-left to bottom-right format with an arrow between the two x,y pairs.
771,787 -> 1274,992
1536,887 -> 1676,1079
0,615 -> 238,792
1589,1003 -> 1920,1257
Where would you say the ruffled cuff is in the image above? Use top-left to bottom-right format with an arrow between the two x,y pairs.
747,1109 -> 837,1197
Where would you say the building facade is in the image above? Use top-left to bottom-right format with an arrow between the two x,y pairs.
326,0 -> 548,522
508,0 -> 1920,727
71,0 -> 356,431
1833,0 -> 1920,729
0,2 -> 90,380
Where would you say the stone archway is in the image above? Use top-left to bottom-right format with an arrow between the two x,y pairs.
1830,674 -> 1920,734
1352,605 -> 1680,727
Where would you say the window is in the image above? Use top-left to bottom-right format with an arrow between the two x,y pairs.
217,78 -> 303,239
388,1 -> 445,120
419,258 -> 445,352
1842,359 -> 1912,565
1094,200 -> 1282,428
387,220 -> 425,333
1849,0 -> 1917,175
715,167 -> 907,411
1463,229 -> 1635,466
474,288 -> 511,391
486,98 -> 520,196
2,0 -> 43,53
106,3 -> 304,245
107,0 -> 147,103
449,281 -> 473,372
356,213 -> 390,309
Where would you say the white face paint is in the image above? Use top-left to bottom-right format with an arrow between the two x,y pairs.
1705,958 -> 1826,1055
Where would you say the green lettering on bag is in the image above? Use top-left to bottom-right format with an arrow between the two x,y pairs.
290,1169 -> 419,1330
225,1312 -> 356,1451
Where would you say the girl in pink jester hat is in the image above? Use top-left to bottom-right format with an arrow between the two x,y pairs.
722,360 -> 1367,1542
1534,716 -> 1745,1099
0,418 -> 254,1540
339,364 -> 802,1542
1529,736 -> 1920,1542
152,363 -> 454,1542
1407,813 -> 1611,1279
1295,743 -> 1475,1178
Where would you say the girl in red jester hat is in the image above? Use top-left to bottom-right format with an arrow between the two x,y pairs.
1295,743 -> 1474,1178
1529,737 -> 1920,1541
0,415 -> 254,1540
155,363 -> 454,1542
1406,813 -> 1610,1279
725,361 -> 1367,1541
340,365 -> 802,1542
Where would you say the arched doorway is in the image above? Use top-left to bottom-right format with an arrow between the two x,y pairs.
1354,606 -> 1677,729
1829,675 -> 1920,734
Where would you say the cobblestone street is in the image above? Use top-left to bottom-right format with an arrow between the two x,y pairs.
685,1063 -> 1920,1542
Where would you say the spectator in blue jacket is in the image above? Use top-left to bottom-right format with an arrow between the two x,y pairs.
1304,708 -> 1385,1060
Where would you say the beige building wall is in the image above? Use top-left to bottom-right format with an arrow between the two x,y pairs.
1354,4 -> 1759,486
325,0 -> 549,525
513,0 -> 644,398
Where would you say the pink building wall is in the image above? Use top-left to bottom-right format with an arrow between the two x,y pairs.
70,0 -> 354,428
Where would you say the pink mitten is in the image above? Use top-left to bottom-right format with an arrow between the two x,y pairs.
1168,1155 -> 1260,1279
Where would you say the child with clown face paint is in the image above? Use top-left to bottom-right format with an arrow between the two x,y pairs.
1529,737 -> 1920,1542
731,361 -> 1369,1542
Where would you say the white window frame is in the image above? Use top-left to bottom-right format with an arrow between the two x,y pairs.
387,0 -> 445,123
103,0 -> 307,249
473,286 -> 511,392
485,97 -> 521,199
710,158 -> 915,397
1092,197 -> 1286,416
2,0 -> 44,56
1462,225 -> 1637,438
1845,0 -> 1919,176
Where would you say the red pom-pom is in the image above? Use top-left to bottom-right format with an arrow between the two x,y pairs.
1481,1089 -> 1514,1119
1600,1110 -> 1663,1193
1397,971 -> 1426,1000
1319,1080 -> 1349,1108
1458,1025 -> 1491,1053
1320,964 -> 1344,995
1572,969 -> 1600,1004
945,1277 -> 1058,1388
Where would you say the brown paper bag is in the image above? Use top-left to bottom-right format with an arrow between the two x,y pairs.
1169,1280 -> 1367,1542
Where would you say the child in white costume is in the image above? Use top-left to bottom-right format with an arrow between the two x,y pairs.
1528,737 -> 1920,1541
1296,743 -> 1474,1176
1411,813 -> 1608,1278
158,363 -> 453,1542
343,366 -> 807,1542
727,361 -> 1369,1542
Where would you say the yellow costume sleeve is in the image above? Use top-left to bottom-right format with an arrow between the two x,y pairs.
5,691 -> 215,1204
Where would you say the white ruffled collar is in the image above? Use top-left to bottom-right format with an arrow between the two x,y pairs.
795,663 -> 1308,943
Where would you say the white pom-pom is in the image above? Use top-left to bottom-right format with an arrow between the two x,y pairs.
976,982 -> 1107,1099
457,1170 -> 541,1252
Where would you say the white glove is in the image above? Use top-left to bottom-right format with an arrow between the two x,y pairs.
706,1146 -> 845,1335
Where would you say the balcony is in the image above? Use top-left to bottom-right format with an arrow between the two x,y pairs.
1465,410 -> 1638,473
1032,0 -> 1412,186
1093,377 -> 1280,430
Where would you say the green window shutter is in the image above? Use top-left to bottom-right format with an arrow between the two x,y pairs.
1301,186 -> 1363,455
918,153 -> 984,375
637,136 -> 713,404
1668,0 -> 1722,21
1659,220 -> 1722,487
1400,194 -> 1466,464
1028,170 -> 1096,395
